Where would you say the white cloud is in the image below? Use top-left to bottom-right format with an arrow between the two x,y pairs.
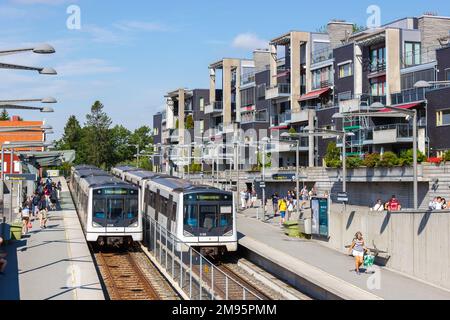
56,59 -> 122,76
114,20 -> 169,32
232,33 -> 268,50
81,25 -> 124,44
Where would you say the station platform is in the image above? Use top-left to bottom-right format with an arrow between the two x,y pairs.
0,177 -> 104,300
237,207 -> 450,300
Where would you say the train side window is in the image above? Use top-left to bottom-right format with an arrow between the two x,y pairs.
172,203 -> 177,222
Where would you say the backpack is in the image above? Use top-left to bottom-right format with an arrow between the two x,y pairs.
33,196 -> 40,206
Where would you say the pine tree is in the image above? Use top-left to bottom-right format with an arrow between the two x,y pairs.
84,101 -> 113,168
0,109 -> 10,121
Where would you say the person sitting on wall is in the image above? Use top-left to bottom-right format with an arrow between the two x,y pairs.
387,195 -> 401,211
373,199 -> 385,212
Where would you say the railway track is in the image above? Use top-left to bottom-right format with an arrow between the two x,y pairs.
94,246 -> 180,300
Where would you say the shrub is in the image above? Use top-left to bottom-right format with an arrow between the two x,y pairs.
399,149 -> 426,166
377,151 -> 399,167
185,115 -> 194,129
444,150 -> 450,162
325,142 -> 341,168
363,153 -> 380,168
346,156 -> 363,169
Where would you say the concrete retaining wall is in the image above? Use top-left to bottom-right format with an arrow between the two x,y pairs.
322,205 -> 450,290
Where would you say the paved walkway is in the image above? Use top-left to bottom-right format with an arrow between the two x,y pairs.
0,177 -> 104,300
238,205 -> 450,300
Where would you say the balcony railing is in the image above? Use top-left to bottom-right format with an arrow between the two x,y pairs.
265,83 -> 291,100
241,71 -> 256,86
311,47 -> 333,64
368,59 -> 386,73
360,94 -> 387,107
391,88 -> 425,105
401,45 -> 444,69
241,112 -> 269,124
270,110 -> 292,127
205,101 -> 223,114
373,123 -> 413,143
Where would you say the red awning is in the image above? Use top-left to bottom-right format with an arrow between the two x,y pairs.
273,70 -> 290,78
299,87 -> 331,101
378,102 -> 422,113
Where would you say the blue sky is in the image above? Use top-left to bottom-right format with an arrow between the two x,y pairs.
0,0 -> 449,139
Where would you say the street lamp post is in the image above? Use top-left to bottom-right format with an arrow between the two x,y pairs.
261,137 -> 270,220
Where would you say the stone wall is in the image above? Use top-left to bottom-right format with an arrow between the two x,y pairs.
321,204 -> 450,290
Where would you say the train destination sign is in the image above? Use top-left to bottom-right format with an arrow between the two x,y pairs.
96,188 -> 136,195
186,193 -> 231,202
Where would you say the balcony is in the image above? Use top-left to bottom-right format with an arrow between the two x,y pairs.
241,112 -> 269,124
266,83 -> 291,100
360,94 -> 386,107
205,101 -> 223,115
241,71 -> 256,86
169,129 -> 180,143
266,137 -> 309,153
368,59 -> 386,74
270,110 -> 292,128
372,124 -> 413,145
391,88 -> 425,105
311,47 -> 333,65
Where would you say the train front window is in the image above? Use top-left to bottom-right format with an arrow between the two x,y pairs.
92,198 -> 106,227
126,198 -> 139,227
183,193 -> 234,237
107,199 -> 124,227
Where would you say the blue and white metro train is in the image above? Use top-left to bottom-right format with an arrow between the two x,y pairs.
111,166 -> 238,255
70,165 -> 142,246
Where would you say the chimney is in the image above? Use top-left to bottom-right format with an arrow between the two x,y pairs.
327,20 -> 354,48
11,115 -> 20,121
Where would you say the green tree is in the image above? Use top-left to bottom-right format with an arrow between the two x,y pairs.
110,125 -> 133,164
185,115 -> 194,130
325,142 -> 342,168
0,109 -> 10,121
84,101 -> 113,168
55,115 -> 87,164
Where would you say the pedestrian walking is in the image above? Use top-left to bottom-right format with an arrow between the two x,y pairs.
21,207 -> 31,235
251,189 -> 257,208
287,199 -> 294,221
56,181 -> 62,200
240,190 -> 247,210
300,186 -> 308,210
278,197 -> 287,226
272,193 -> 279,217
38,195 -> 48,229
348,231 -> 368,275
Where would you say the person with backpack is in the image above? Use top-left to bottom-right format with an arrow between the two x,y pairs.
272,193 -> 279,218
56,181 -> 62,200
38,195 -> 48,229
387,195 -> 401,211
50,188 -> 58,211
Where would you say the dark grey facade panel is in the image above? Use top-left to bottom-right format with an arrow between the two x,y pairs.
426,87 -> 450,152
437,47 -> 450,82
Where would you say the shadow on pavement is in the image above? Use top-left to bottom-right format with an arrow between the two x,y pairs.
0,239 -> 28,300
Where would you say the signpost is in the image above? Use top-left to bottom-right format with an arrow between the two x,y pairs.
337,192 -> 349,203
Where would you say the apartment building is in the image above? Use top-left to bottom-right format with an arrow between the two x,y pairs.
152,13 -> 450,173
163,88 -> 210,174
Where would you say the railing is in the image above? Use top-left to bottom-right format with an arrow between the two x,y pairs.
373,123 -> 413,138
277,83 -> 291,94
142,215 -> 263,300
270,110 -> 292,127
311,47 -> 333,64
369,59 -> 386,73
241,112 -> 268,124
312,80 -> 333,91
241,71 -> 256,86
265,83 -> 291,100
360,94 -> 386,106
391,88 -> 425,105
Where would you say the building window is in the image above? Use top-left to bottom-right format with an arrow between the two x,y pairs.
404,42 -> 421,67
369,45 -> 386,72
436,109 -> 450,126
370,76 -> 386,96
199,98 -> 204,112
312,66 -> 333,90
446,69 -> 450,81
339,63 -> 353,78
200,120 -> 204,133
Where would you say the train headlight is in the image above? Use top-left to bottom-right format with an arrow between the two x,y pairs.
130,222 -> 139,228
92,221 -> 102,228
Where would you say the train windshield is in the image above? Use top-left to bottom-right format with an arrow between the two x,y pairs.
92,188 -> 138,228
183,193 -> 233,237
